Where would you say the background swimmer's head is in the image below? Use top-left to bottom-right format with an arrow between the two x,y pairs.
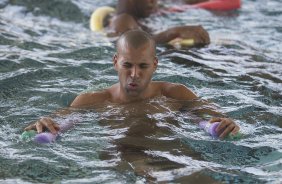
117,0 -> 158,18
116,29 -> 156,56
135,0 -> 158,18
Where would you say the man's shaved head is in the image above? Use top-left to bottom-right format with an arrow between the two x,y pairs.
116,29 -> 156,56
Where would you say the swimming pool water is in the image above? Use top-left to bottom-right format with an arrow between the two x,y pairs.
0,0 -> 281,183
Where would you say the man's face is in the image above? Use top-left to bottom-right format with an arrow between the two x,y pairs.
135,0 -> 158,18
114,42 -> 158,97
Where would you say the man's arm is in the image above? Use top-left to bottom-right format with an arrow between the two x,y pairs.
153,25 -> 210,45
24,90 -> 111,134
108,14 -> 210,46
161,82 -> 240,138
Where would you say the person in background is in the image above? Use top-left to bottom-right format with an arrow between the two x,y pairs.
98,0 -> 210,46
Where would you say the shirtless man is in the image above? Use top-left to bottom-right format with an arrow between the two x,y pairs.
106,0 -> 210,45
24,30 -> 239,138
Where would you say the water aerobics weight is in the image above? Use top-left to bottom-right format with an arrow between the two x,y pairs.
199,120 -> 242,140
21,119 -> 241,144
21,119 -> 77,143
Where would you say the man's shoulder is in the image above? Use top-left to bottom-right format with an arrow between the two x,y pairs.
70,88 -> 112,108
151,81 -> 173,88
151,81 -> 198,100
151,81 -> 173,93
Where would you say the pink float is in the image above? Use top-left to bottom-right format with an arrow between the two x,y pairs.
167,0 -> 241,12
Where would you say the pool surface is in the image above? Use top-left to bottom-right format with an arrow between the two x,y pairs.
0,0 -> 281,183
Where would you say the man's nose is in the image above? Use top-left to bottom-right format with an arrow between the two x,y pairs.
130,66 -> 139,78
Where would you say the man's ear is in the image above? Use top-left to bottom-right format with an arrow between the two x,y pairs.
153,56 -> 158,71
113,54 -> 118,70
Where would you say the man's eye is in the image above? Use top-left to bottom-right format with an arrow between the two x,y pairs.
140,64 -> 149,69
123,63 -> 131,68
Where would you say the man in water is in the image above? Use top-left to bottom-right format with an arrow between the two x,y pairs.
105,0 -> 210,45
25,29 -> 239,138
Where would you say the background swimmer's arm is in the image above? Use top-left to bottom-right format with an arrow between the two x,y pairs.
161,82 -> 198,101
153,25 -> 210,45
153,29 -> 179,44
70,90 -> 110,108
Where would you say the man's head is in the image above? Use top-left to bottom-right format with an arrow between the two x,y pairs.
117,0 -> 158,18
114,30 -> 158,98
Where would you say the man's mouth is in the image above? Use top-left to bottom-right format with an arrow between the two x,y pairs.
128,82 -> 138,89
129,83 -> 137,86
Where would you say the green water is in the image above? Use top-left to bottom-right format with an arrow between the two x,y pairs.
0,0 -> 281,183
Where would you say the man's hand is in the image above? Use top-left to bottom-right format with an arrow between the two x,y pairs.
209,117 -> 240,139
24,117 -> 60,134
172,25 -> 210,45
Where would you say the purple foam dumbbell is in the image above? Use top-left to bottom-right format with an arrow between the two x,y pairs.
199,121 -> 221,138
34,119 -> 76,144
